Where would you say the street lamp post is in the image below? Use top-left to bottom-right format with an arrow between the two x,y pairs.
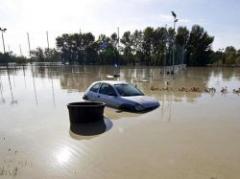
117,27 -> 120,78
171,11 -> 178,74
0,27 -> 7,54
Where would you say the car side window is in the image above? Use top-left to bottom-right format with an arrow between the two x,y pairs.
89,83 -> 101,93
99,83 -> 117,96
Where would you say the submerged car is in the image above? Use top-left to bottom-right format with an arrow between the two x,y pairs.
83,80 -> 160,112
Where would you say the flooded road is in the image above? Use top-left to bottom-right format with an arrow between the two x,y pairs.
0,65 -> 240,178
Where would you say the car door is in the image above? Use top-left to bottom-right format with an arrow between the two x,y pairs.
87,82 -> 101,101
98,83 -> 119,107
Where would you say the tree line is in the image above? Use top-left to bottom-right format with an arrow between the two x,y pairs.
0,24 -> 240,66
54,25 -> 215,66
0,52 -> 27,64
211,46 -> 240,65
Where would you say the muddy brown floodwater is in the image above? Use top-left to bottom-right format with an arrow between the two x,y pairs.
0,65 -> 240,179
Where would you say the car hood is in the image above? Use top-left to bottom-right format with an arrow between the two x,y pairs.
121,95 -> 160,108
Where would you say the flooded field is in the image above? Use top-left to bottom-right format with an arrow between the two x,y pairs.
0,65 -> 240,179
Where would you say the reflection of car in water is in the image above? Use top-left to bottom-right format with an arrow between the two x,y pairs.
83,81 -> 160,112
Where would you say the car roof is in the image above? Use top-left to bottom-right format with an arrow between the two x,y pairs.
92,80 -> 128,85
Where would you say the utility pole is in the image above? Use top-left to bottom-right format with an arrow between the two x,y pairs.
19,44 -> 23,56
27,32 -> 31,58
117,27 -> 120,49
46,31 -> 49,50
0,27 -> 7,54
46,31 -> 50,62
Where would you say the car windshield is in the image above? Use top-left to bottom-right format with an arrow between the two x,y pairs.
114,84 -> 144,96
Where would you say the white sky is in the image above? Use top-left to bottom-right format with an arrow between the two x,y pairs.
0,0 -> 239,56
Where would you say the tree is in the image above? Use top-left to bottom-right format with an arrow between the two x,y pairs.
186,25 -> 214,66
210,49 -> 224,65
54,25 -> 217,66
31,47 -> 45,62
30,47 -> 60,62
56,34 -> 73,63
151,27 -> 168,65
96,34 -> 116,65
175,27 -> 189,64
45,48 -> 60,62
121,31 -> 135,64
132,30 -> 144,64
0,52 -> 27,64
56,32 -> 96,64
142,27 -> 154,65
224,46 -> 237,64
176,27 -> 189,47
110,33 -> 120,65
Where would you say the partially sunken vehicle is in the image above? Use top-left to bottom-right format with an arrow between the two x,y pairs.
83,81 -> 160,112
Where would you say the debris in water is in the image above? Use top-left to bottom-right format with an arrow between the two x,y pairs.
221,86 -> 228,93
233,88 -> 240,94
178,87 -> 188,92
12,167 -> 18,177
205,87 -> 216,93
150,86 -> 159,91
190,87 -> 201,92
